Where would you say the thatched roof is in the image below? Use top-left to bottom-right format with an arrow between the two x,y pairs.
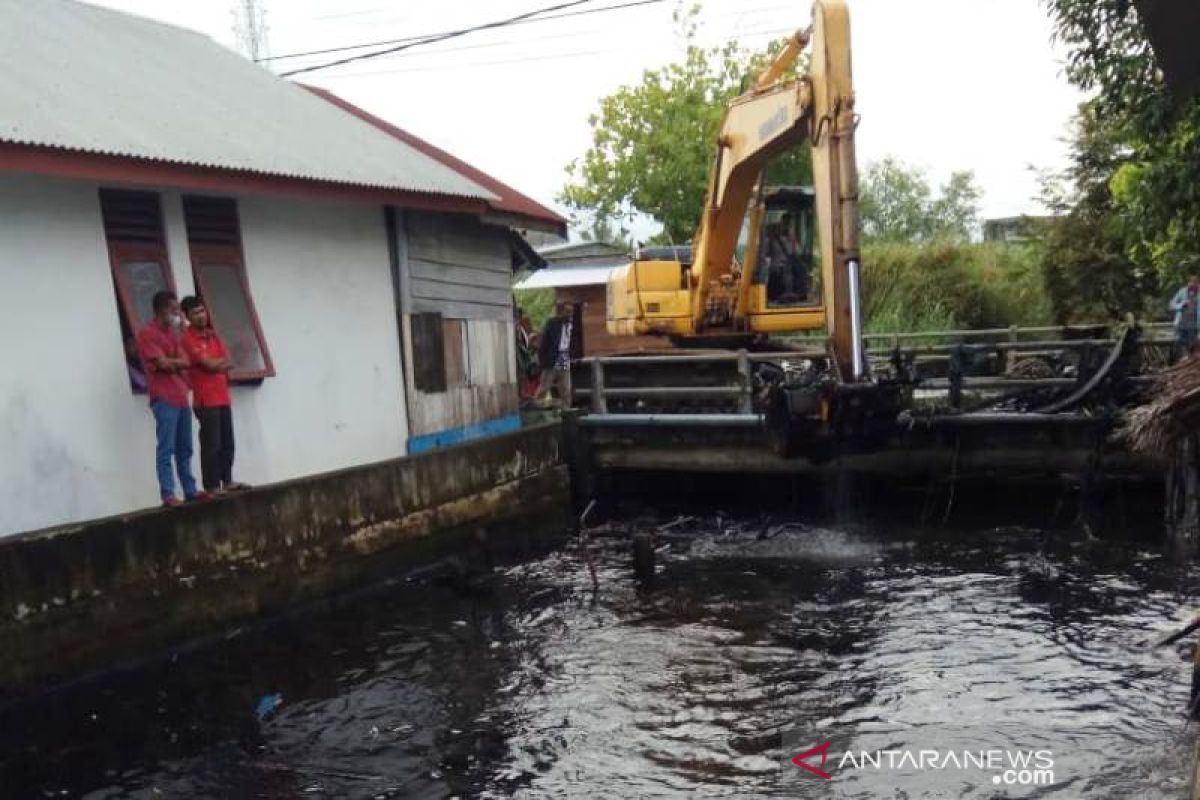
1121,356 -> 1200,452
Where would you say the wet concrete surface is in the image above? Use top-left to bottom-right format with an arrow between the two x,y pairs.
1,505 -> 1198,798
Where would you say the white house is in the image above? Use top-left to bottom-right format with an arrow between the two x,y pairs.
0,0 -> 565,536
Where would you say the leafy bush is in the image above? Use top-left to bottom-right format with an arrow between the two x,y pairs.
513,285 -> 556,331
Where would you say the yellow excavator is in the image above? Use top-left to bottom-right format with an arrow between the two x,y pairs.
595,0 -> 907,457
606,0 -> 866,381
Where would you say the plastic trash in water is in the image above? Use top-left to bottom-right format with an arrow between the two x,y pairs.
254,693 -> 283,721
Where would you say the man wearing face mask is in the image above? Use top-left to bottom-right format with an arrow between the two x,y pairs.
136,290 -> 207,507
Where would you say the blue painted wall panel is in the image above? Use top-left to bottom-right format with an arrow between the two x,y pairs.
407,413 -> 522,454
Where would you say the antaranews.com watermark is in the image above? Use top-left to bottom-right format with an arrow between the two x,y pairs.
782,731 -> 1055,790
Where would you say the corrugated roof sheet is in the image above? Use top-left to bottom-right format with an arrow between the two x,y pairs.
516,263 -> 626,289
0,0 -> 496,202
536,241 -> 628,257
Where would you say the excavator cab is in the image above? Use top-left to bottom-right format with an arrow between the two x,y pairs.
749,186 -> 816,308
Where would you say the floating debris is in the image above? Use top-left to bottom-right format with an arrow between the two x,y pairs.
253,693 -> 282,721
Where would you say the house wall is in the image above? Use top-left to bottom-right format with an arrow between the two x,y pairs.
0,174 -> 151,534
226,193 -> 408,482
0,174 -> 408,537
399,211 -> 519,448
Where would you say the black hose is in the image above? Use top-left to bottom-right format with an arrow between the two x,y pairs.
1032,327 -> 1131,414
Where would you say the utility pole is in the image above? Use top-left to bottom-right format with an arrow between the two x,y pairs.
232,0 -> 270,62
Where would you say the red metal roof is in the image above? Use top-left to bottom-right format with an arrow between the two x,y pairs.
302,85 -> 567,237
0,141 -> 490,216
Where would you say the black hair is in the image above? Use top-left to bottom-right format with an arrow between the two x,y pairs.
152,290 -> 177,315
180,295 -> 205,315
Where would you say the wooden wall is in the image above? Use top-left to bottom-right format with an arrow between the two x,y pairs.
555,284 -> 666,356
406,211 -> 512,321
400,211 -> 519,439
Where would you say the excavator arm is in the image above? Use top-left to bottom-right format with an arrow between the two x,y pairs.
690,30 -> 812,323
808,0 -> 864,380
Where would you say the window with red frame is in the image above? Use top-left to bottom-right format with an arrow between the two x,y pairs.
100,188 -> 175,395
182,196 -> 275,381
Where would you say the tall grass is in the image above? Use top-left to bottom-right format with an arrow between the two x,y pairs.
861,241 -> 1051,333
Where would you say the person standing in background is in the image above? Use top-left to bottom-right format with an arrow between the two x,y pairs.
537,302 -> 581,405
180,296 -> 248,495
137,291 -> 206,507
1170,274 -> 1200,360
514,305 -> 541,402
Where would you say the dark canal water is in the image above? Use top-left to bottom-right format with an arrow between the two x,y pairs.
3,508 -> 1199,798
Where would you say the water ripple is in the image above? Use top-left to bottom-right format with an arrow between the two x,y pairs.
3,517 -> 1199,798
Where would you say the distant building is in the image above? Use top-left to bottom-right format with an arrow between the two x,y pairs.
983,216 -> 1056,244
521,228 -> 570,250
0,0 -> 565,536
517,242 -> 666,355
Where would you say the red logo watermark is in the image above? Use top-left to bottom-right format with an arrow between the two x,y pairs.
791,741 -> 833,780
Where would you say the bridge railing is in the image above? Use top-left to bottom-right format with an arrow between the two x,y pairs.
862,321 -> 1175,355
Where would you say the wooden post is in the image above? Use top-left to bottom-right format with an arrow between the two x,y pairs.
561,410 -> 597,512
1167,433 -> 1200,550
590,360 -> 607,414
633,531 -> 655,583
736,349 -> 753,413
948,345 -> 964,411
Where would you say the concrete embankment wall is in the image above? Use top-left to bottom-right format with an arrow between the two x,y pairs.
0,422 -> 567,699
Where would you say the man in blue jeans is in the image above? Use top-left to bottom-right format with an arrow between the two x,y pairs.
136,290 -> 209,507
1170,273 -> 1200,361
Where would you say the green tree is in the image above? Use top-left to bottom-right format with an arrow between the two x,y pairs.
858,157 -> 981,243
1036,102 -> 1157,321
1045,0 -> 1200,280
929,171 -> 983,241
578,216 -> 632,249
560,15 -> 811,245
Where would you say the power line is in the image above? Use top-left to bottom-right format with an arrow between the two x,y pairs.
277,0 -> 604,77
279,2 -> 788,69
317,47 -> 627,80
314,25 -> 797,80
281,0 -> 607,77
306,23 -> 608,64
297,0 -> 787,34
264,0 -> 663,63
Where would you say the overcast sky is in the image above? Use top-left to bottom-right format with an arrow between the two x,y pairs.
91,0 -> 1085,235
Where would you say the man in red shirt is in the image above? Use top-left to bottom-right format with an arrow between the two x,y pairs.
180,296 -> 246,495
136,291 -> 206,507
